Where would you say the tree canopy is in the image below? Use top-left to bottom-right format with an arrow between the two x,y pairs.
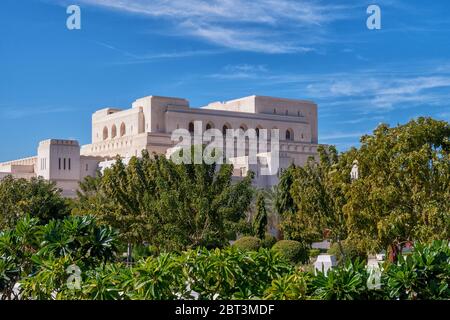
278,117 -> 449,261
77,149 -> 254,251
0,176 -> 69,230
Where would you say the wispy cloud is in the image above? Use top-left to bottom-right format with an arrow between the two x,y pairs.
0,106 -> 74,119
341,116 -> 385,124
320,131 -> 366,141
78,0 -> 353,53
205,61 -> 450,112
94,40 -> 225,63
209,64 -> 269,79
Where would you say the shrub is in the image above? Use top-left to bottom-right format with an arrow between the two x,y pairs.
327,240 -> 367,264
383,240 -> 450,300
261,233 -> 277,249
311,259 -> 370,300
309,249 -> 321,259
232,236 -> 261,251
132,243 -> 158,260
272,240 -> 308,264
180,247 -> 292,299
264,270 -> 312,300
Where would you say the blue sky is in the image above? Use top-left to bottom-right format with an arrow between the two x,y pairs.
1,0 -> 449,161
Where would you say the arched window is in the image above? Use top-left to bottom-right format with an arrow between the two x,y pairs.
286,128 -> 294,141
188,122 -> 195,133
111,125 -> 117,138
103,127 -> 108,140
239,124 -> 248,131
222,123 -> 231,135
256,125 -> 263,138
120,123 -> 126,137
206,122 -> 214,130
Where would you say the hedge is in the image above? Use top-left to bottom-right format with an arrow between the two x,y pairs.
272,240 -> 308,264
232,236 -> 261,251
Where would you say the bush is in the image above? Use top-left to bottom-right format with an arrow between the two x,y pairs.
264,270 -> 312,300
132,243 -> 158,260
311,259 -> 370,300
19,247 -> 293,300
383,240 -> 450,300
9,241 -> 450,300
180,247 -> 292,299
261,233 -> 277,249
327,240 -> 367,264
272,240 -> 308,264
309,249 -> 320,259
232,236 -> 261,251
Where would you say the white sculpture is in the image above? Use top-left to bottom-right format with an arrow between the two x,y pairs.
350,160 -> 359,180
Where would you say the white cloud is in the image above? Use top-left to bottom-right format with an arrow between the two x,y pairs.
204,61 -> 450,113
320,132 -> 366,140
1,106 -> 75,119
78,0 -> 351,53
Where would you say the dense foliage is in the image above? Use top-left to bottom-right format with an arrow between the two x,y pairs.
1,216 -> 447,300
76,150 -> 254,252
0,118 -> 448,300
0,176 -> 69,229
272,240 -> 309,265
253,193 -> 268,239
277,117 -> 450,261
0,215 -> 118,299
232,236 -> 261,251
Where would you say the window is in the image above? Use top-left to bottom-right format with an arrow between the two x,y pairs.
286,129 -> 294,141
188,122 -> 195,133
86,164 -> 88,171
68,158 -> 71,171
59,158 -> 61,170
63,158 -> 66,170
206,122 -> 213,130
239,124 -> 247,131
120,123 -> 126,137
111,125 -> 117,138
103,127 -> 108,140
222,124 -> 231,135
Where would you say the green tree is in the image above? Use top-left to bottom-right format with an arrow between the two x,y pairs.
0,176 -> 69,229
0,215 -> 119,300
282,146 -> 349,256
82,149 -> 254,252
275,165 -> 297,217
253,193 -> 268,239
343,117 -> 450,261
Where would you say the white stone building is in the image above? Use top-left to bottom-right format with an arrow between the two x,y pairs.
0,95 -> 321,197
